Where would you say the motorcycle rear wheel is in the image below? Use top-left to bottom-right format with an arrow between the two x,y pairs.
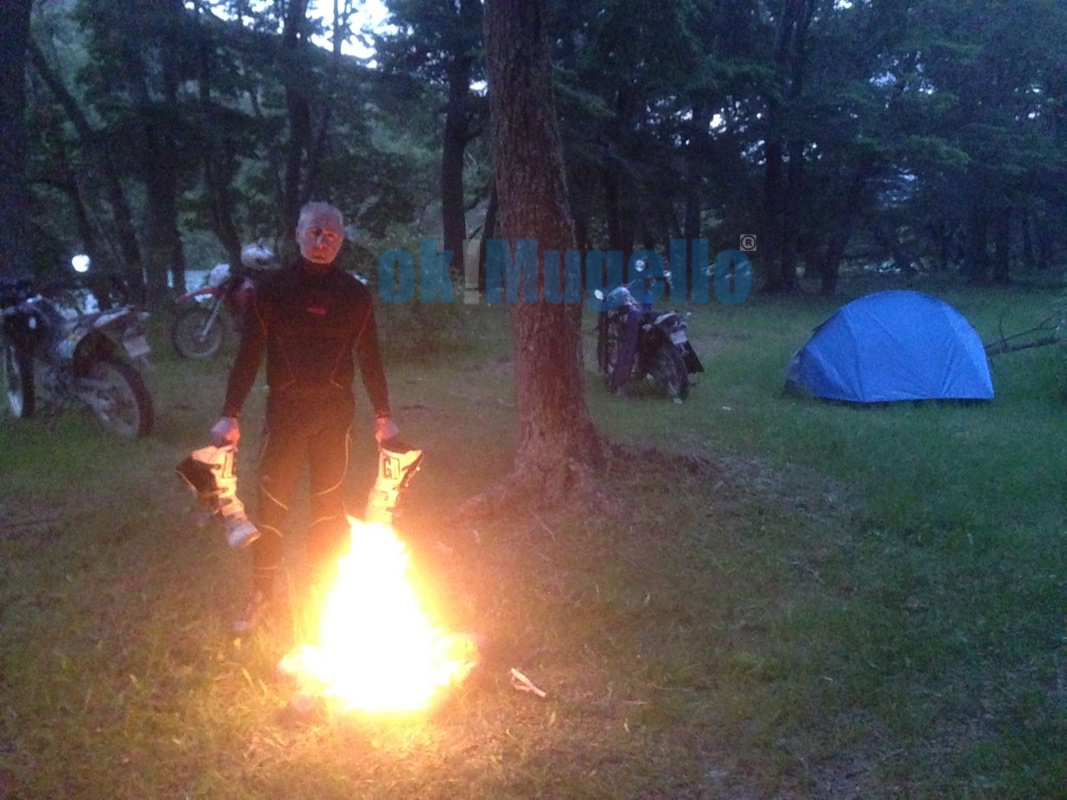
83,356 -> 154,437
650,343 -> 689,401
171,306 -> 224,359
2,340 -> 36,418
599,317 -> 622,384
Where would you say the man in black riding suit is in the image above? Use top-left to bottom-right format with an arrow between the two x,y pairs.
210,201 -> 399,635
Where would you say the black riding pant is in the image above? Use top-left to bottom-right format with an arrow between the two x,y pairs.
251,391 -> 354,596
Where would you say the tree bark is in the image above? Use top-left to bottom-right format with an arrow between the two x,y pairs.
465,0 -> 604,517
440,55 -> 472,274
761,0 -> 814,294
964,206 -> 990,282
683,103 -> 712,297
137,100 -> 184,304
477,182 -> 498,293
991,208 -> 1011,285
761,137 -> 784,291
815,160 -> 874,295
28,39 -> 144,289
1020,205 -> 1036,270
134,0 -> 188,304
780,136 -> 805,290
0,0 -> 35,279
440,0 -> 482,274
191,0 -> 243,279
282,0 -> 312,233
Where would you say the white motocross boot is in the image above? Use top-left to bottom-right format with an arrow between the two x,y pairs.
364,440 -> 423,526
176,444 -> 261,548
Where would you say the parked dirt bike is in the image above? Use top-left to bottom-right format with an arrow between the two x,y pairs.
171,268 -> 254,359
594,262 -> 704,401
170,244 -> 276,360
1,273 -> 154,437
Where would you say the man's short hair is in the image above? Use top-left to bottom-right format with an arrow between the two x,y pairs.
298,201 -> 343,231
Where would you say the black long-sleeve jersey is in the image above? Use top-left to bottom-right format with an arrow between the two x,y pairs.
221,258 -> 391,419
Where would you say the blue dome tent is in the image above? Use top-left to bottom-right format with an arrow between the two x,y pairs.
785,290 -> 994,403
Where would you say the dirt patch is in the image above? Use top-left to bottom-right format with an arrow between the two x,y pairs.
0,493 -> 70,541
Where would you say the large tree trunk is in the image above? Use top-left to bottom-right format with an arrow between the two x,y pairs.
28,39 -> 144,289
991,207 -> 1011,285
761,0 -> 814,294
1020,205 -> 1036,270
682,103 -> 711,297
282,0 -> 312,233
440,55 -> 472,275
441,0 -> 482,274
780,136 -> 805,290
135,0 -> 187,305
964,206 -> 991,282
761,136 -> 785,291
815,160 -> 874,295
477,182 -> 498,293
0,0 -> 35,279
192,0 -> 242,281
466,0 -> 604,515
142,134 -> 183,303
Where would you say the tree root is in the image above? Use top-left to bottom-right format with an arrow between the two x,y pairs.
450,453 -> 612,524
449,440 -> 716,526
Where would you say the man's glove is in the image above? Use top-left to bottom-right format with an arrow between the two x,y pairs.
375,416 -> 399,445
211,416 -> 241,447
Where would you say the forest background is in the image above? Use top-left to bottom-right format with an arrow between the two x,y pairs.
1,0 -> 1066,301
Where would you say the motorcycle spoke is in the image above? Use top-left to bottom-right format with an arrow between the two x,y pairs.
82,358 -> 153,437
172,306 -> 224,359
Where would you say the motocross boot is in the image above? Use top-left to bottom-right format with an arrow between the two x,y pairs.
176,444 -> 261,548
364,440 -> 424,526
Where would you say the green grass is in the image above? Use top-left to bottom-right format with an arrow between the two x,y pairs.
0,277 -> 1064,798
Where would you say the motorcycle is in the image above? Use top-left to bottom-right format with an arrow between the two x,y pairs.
594,261 -> 704,402
1,270 -> 154,437
170,244 -> 276,360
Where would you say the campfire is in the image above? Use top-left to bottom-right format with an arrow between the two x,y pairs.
277,518 -> 479,713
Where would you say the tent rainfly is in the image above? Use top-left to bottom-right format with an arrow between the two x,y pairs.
784,290 -> 994,403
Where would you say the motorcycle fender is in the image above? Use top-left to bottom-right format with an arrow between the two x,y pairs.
71,333 -> 108,375
175,287 -> 219,304
94,309 -> 131,328
232,279 -> 255,313
122,331 -> 151,359
642,324 -> 673,356
105,313 -> 152,360
682,342 -> 705,373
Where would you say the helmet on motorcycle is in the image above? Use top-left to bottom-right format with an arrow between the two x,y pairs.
240,243 -> 277,271
206,262 -> 230,287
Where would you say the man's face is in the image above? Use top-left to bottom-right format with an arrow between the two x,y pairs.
297,214 -> 344,264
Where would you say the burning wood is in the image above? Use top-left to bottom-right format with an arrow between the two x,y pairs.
277,518 -> 479,714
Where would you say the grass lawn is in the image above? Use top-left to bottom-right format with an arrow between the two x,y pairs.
0,276 -> 1064,799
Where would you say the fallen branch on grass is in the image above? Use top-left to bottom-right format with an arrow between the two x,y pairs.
984,313 -> 1064,356
510,668 -> 547,698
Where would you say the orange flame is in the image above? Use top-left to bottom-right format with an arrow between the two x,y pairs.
278,519 -> 477,713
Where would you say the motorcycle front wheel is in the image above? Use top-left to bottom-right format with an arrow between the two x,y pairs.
650,343 -> 689,401
171,306 -> 224,359
82,357 -> 154,437
2,340 -> 36,418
